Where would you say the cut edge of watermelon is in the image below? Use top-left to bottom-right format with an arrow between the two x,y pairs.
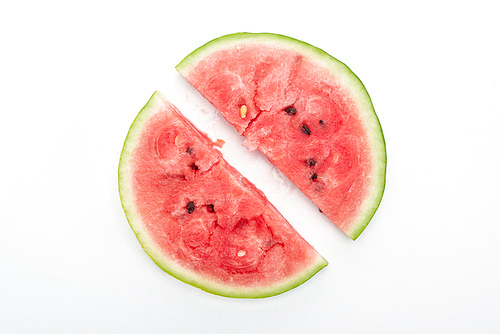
118,91 -> 328,298
176,33 -> 386,240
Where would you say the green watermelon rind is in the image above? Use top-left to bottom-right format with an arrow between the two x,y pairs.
118,91 -> 328,298
176,33 -> 386,240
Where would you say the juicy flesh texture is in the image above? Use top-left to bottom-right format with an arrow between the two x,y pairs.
130,99 -> 323,289
182,44 -> 372,234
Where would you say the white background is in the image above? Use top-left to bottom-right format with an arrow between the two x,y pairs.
1,1 -> 499,333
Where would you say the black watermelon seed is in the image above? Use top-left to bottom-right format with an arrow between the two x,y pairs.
190,163 -> 199,170
311,173 -> 318,180
301,124 -> 311,135
186,147 -> 194,155
319,120 -> 326,127
186,201 -> 195,214
319,208 -> 323,213
306,158 -> 317,166
207,204 -> 214,212
284,107 -> 297,115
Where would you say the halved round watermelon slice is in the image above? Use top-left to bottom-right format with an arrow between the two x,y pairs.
177,33 -> 386,240
118,91 -> 327,298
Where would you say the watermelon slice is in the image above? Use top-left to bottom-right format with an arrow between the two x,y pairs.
176,33 -> 386,240
118,91 -> 327,298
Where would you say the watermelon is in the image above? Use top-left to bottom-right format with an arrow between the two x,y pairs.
177,33 -> 386,240
118,91 -> 327,298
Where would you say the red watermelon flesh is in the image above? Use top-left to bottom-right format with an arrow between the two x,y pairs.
177,33 -> 386,240
118,92 -> 327,298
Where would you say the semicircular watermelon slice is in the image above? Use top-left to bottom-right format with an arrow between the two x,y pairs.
177,33 -> 386,240
119,91 -> 327,298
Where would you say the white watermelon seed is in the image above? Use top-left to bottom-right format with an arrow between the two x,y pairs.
332,152 -> 339,164
240,105 -> 247,118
